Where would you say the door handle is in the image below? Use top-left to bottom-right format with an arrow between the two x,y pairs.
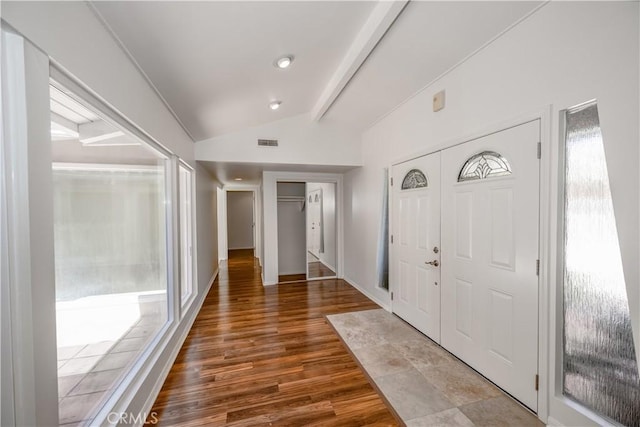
425,260 -> 439,267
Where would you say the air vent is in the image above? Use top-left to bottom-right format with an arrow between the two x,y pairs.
258,139 -> 278,147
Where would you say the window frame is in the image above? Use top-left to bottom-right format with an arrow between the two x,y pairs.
49,66 -> 181,426
178,161 -> 197,316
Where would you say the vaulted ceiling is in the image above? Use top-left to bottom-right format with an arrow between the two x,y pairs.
91,1 -> 542,143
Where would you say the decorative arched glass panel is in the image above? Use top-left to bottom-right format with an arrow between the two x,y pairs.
458,151 -> 512,182
401,169 -> 428,190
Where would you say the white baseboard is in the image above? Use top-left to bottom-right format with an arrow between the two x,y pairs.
228,246 -> 255,250
343,275 -> 391,312
279,270 -> 306,276
546,416 -> 564,426
139,268 -> 218,424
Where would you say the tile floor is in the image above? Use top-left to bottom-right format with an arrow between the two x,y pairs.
327,309 -> 545,427
57,316 -> 162,426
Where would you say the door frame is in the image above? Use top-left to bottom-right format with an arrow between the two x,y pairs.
262,171 -> 343,286
389,107 -> 552,423
218,185 -> 262,266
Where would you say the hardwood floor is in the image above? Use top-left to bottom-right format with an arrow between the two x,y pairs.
307,261 -> 336,279
150,249 -> 398,426
277,273 -> 307,283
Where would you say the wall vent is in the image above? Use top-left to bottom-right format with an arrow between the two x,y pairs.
258,139 -> 278,147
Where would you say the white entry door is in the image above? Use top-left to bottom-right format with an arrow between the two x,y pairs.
391,153 -> 441,342
441,120 -> 540,411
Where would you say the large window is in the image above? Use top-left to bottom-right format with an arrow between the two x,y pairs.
179,163 -> 195,310
562,101 -> 640,425
50,82 -> 171,426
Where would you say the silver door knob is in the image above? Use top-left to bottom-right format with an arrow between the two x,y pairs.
425,260 -> 439,267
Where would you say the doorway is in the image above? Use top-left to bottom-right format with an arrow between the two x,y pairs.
305,183 -> 337,280
276,182 -> 337,283
226,191 -> 255,252
391,120 -> 541,411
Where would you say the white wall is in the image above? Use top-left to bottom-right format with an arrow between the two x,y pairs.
277,183 -> 306,275
196,164 -> 220,291
307,182 -> 336,271
342,2 -> 639,426
2,1 -> 194,162
195,113 -> 361,167
2,3 -> 225,425
226,191 -> 254,250
263,172 -> 343,286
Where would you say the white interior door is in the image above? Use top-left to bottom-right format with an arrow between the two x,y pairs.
441,120 -> 540,411
391,153 -> 441,342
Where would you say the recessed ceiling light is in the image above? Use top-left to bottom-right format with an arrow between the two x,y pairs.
234,178 -> 243,181
269,101 -> 282,110
274,55 -> 294,69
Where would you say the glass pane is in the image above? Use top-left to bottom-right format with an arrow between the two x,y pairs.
51,83 -> 169,425
563,101 -> 640,425
306,183 -> 337,279
401,169 -> 428,190
458,151 -> 511,182
179,165 -> 194,307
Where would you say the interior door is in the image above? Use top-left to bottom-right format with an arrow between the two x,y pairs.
441,120 -> 540,411
391,153 -> 441,342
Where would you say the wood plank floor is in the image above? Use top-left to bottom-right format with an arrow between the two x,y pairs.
150,249 -> 398,426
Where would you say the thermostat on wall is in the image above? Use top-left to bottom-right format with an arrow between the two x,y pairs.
433,90 -> 445,112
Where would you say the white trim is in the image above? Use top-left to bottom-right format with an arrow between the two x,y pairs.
367,1 -> 550,131
390,107 -> 548,167
262,171 -> 344,287
546,416 -> 564,426
178,161 -> 197,316
49,64 -> 173,161
387,107 -> 551,423
216,187 -> 228,262
312,0 -> 408,121
224,185 -> 262,267
86,3 -> 196,143
228,247 -> 256,251
2,28 -> 56,425
136,268 -> 218,427
343,276 -> 390,312
52,162 -> 161,173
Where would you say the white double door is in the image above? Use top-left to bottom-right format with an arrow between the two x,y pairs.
391,120 -> 540,411
391,153 -> 442,341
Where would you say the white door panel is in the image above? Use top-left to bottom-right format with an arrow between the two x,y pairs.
391,153 -> 441,342
441,120 -> 540,411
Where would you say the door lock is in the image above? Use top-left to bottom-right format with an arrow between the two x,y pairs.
425,260 -> 440,267
433,246 -> 439,253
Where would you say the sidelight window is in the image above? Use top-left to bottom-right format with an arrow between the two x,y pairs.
562,100 -> 640,425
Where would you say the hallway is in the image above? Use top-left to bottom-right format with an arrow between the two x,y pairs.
150,250 -> 397,425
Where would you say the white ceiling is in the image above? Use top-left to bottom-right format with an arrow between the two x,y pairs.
324,1 -> 542,128
91,0 -> 542,184
92,1 -> 375,141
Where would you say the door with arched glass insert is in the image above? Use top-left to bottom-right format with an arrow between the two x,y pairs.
441,120 -> 540,411
391,153 -> 441,342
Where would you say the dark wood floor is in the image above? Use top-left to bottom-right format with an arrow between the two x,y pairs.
150,249 -> 398,426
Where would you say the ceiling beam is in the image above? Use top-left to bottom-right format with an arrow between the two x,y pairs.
311,0 -> 409,122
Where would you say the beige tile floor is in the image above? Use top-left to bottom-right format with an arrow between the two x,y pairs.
57,316 -> 162,426
327,309 -> 545,427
